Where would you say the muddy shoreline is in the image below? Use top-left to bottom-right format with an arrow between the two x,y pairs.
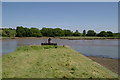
87,56 -> 119,75
60,37 -> 120,40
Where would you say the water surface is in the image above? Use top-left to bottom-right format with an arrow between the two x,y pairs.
1,38 -> 119,59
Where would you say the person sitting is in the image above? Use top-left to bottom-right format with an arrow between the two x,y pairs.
48,38 -> 51,44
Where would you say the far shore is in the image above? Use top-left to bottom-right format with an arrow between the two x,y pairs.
1,37 -> 120,40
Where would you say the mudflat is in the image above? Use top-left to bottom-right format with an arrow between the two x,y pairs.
87,56 -> 119,75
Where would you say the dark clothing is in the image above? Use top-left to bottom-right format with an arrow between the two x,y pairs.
48,38 -> 51,43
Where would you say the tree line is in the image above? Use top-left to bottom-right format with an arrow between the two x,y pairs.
1,26 -> 120,37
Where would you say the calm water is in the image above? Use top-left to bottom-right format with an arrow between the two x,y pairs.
1,38 -> 119,59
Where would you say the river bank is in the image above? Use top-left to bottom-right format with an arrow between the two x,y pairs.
1,37 -> 120,40
59,37 -> 120,40
2,45 -> 118,78
87,56 -> 119,75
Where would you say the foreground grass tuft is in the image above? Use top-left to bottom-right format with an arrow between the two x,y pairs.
2,45 -> 118,78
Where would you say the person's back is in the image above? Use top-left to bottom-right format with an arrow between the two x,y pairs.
48,38 -> 51,44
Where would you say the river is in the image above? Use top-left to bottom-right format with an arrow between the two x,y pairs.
1,38 -> 119,59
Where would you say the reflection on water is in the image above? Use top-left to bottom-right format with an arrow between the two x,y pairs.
2,38 -> 119,59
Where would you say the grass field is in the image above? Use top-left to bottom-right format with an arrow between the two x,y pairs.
2,45 -> 118,78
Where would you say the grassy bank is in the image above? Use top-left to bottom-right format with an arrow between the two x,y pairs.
2,45 -> 118,78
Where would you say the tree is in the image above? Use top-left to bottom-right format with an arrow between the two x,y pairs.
30,28 -> 42,37
23,27 -> 31,37
86,30 -> 96,36
73,30 -> 81,36
2,29 -> 8,37
53,28 -> 64,36
41,28 -> 54,37
16,26 -> 25,37
41,27 -> 47,36
107,31 -> 113,37
2,26 -> 117,38
63,29 -> 73,36
83,30 -> 86,36
97,31 -> 108,37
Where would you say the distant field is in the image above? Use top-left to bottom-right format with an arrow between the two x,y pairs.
2,45 -> 118,78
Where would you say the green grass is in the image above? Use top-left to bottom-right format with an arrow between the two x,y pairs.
2,45 -> 118,78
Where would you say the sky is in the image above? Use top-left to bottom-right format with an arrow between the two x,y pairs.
2,2 -> 118,33
1,0 -> 119,2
